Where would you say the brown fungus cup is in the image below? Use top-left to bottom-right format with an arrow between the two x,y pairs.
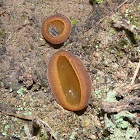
41,14 -> 71,44
48,50 -> 91,111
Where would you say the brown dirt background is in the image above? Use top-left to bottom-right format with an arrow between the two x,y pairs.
0,0 -> 139,139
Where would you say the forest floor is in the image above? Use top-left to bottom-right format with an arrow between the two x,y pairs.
0,0 -> 140,140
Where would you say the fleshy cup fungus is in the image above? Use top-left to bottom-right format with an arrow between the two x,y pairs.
48,50 -> 91,111
41,14 -> 71,44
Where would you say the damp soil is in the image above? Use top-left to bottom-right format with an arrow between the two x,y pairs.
0,0 -> 140,139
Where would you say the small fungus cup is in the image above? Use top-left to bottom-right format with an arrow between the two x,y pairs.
41,14 -> 71,44
47,50 -> 91,111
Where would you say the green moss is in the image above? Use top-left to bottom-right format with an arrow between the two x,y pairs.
95,90 -> 102,99
70,131 -> 77,140
90,0 -> 104,4
108,28 -> 116,35
2,132 -> 7,136
17,87 -> 27,97
109,126 -> 138,140
0,28 -> 6,39
95,0 -> 104,4
0,29 -> 3,36
71,19 -> 78,25
105,111 -> 138,140
39,130 -> 49,140
104,91 -> 117,102
114,111 -> 136,128
126,127 -> 138,140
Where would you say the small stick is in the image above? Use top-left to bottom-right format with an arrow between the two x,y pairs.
32,118 -> 58,140
0,110 -> 58,139
116,83 -> 140,96
0,110 -> 33,121
131,61 -> 140,85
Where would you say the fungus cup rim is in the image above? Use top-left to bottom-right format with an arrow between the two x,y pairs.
42,14 -> 71,44
47,50 -> 91,111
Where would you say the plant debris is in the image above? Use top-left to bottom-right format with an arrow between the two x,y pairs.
102,84 -> 140,113
113,19 -> 139,35
0,0 -> 140,139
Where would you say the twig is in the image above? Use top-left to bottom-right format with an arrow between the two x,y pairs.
0,110 -> 33,121
17,22 -> 32,31
131,61 -> 140,85
102,96 -> 140,113
113,19 -> 139,34
116,83 -> 140,96
0,110 -> 58,139
33,118 -> 58,140
102,82 -> 140,113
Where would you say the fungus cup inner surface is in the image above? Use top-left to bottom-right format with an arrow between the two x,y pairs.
57,56 -> 81,105
46,20 -> 65,37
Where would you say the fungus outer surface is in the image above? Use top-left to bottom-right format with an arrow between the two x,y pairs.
57,56 -> 81,105
48,50 -> 91,111
42,14 -> 71,44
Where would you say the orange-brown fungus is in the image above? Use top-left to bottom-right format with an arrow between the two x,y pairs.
42,14 -> 71,44
48,50 -> 91,111
57,56 -> 81,105
46,20 -> 65,37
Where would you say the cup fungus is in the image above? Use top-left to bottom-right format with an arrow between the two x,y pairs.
41,14 -> 71,44
48,50 -> 91,111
